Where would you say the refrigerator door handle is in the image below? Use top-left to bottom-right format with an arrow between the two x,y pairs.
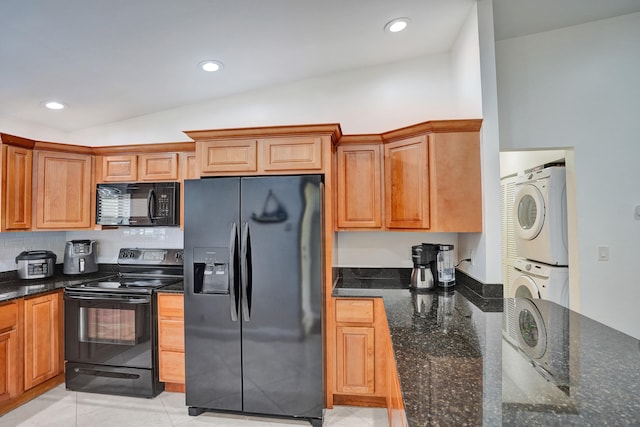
241,221 -> 252,322
229,222 -> 239,322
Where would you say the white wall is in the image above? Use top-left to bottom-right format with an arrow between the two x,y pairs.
0,232 -> 67,271
495,12 -> 640,338
67,54 -> 458,146
1,26 -> 494,282
456,0 -> 502,285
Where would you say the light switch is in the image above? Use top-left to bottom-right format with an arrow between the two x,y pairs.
598,246 -> 609,261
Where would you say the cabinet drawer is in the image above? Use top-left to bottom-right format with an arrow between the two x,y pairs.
335,299 -> 374,324
159,349 -> 185,384
158,294 -> 184,318
159,319 -> 184,351
0,302 -> 18,332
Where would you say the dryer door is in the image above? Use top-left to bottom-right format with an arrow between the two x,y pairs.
513,274 -> 540,299
514,184 -> 545,240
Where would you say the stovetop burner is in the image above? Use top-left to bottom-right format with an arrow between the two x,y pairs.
65,248 -> 183,295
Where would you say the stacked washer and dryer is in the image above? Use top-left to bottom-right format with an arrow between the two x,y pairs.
511,166 -> 570,308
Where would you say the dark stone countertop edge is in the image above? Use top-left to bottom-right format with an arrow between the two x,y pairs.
0,264 -> 117,303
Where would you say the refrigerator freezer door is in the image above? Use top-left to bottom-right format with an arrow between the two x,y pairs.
184,178 -> 242,412
240,175 -> 323,419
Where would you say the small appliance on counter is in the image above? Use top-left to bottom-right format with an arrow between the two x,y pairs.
436,244 -> 456,288
411,244 -> 435,290
410,243 -> 456,289
63,240 -> 98,274
15,250 -> 57,279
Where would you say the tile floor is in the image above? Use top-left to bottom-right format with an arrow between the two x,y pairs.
0,385 -> 388,427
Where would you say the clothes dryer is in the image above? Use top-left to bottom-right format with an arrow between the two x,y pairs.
510,258 -> 569,308
513,166 -> 568,266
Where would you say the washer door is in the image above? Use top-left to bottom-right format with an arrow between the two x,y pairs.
515,298 -> 547,360
514,184 -> 545,240
513,274 -> 540,299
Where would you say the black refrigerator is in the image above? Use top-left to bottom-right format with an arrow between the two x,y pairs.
184,175 -> 323,427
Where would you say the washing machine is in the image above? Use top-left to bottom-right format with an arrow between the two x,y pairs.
513,166 -> 568,266
510,258 -> 569,308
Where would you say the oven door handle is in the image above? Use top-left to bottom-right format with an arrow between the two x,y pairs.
64,293 -> 151,304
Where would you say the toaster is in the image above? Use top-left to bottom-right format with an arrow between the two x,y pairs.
63,240 -> 99,274
15,250 -> 57,279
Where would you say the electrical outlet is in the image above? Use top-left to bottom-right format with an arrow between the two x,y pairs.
469,250 -> 474,266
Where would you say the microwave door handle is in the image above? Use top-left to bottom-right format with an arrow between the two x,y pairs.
147,189 -> 156,222
229,222 -> 239,322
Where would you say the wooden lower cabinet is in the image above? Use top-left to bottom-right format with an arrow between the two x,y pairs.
0,301 -> 20,403
333,298 -> 387,406
157,293 -> 185,392
23,292 -> 63,390
0,291 -> 65,416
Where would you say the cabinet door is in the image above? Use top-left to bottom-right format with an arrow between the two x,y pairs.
34,151 -> 92,229
0,329 -> 18,403
0,301 -> 19,403
24,293 -> 60,390
139,153 -> 179,181
3,145 -> 32,230
429,132 -> 482,232
336,144 -> 382,229
384,136 -> 429,229
99,155 -> 137,182
199,139 -> 258,174
336,326 -> 375,395
262,136 -> 322,171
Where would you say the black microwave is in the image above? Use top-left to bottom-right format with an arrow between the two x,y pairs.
96,182 -> 179,226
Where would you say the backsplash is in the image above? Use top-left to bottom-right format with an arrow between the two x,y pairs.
0,228 -> 184,272
0,232 -> 68,272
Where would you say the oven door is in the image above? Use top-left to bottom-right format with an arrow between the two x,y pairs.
64,291 -> 153,369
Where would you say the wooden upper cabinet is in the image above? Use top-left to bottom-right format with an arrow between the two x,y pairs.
98,153 -> 179,182
384,135 -> 430,229
185,124 -> 341,177
428,132 -> 482,232
336,143 -> 382,229
139,153 -> 179,181
34,151 -> 93,230
181,152 -> 198,180
99,155 -> 137,182
198,139 -> 258,174
2,145 -> 33,231
261,136 -> 322,171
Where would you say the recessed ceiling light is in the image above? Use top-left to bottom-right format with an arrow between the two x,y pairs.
384,17 -> 410,33
198,60 -> 224,72
44,101 -> 65,110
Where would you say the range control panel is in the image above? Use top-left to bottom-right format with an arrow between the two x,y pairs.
117,248 -> 184,266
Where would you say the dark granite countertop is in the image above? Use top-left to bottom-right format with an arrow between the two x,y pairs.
334,268 -> 640,426
158,281 -> 184,293
0,265 -> 118,303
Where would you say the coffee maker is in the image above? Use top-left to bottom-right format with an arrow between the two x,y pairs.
63,240 -> 99,274
410,244 -> 435,290
411,243 -> 456,289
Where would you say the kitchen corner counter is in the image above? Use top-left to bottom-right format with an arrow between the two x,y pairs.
333,270 -> 640,426
0,267 -> 118,303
